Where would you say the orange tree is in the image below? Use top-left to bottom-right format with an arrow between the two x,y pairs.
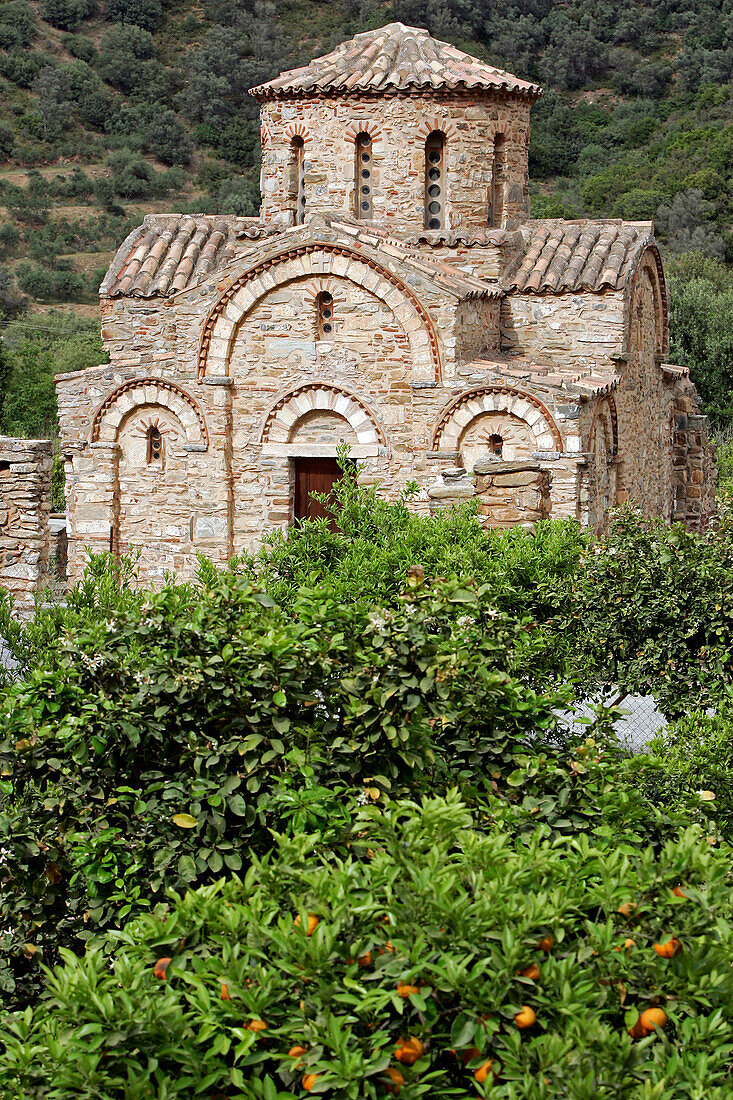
0,571 -> 562,1009
1,792 -> 732,1099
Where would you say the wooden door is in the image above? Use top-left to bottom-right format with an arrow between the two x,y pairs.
294,458 -> 343,529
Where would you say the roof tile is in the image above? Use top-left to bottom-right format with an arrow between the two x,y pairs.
250,23 -> 541,99
502,220 -> 654,294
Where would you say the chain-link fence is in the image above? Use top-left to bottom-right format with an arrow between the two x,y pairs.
558,693 -> 669,753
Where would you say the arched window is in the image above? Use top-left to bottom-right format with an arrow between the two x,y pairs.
424,131 -> 445,230
289,136 -> 306,225
355,132 -> 373,219
489,433 -> 504,457
316,291 -> 334,339
489,133 -> 506,228
147,425 -> 163,466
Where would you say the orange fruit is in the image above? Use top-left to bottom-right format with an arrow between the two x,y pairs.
153,957 -> 172,981
614,939 -> 636,952
640,1007 -> 667,1032
538,935 -> 553,952
379,941 -> 395,955
385,1066 -> 405,1094
220,984 -> 230,1000
653,938 -> 681,958
394,1036 -> 425,1065
474,1059 -> 493,1084
461,1047 -> 481,1066
517,962 -> 539,979
672,886 -> 687,899
396,981 -> 419,998
289,1046 -> 307,1058
357,951 -> 372,968
617,902 -> 637,917
245,1018 -> 268,1032
302,1073 -> 319,1091
514,1006 -> 536,1029
294,913 -> 319,936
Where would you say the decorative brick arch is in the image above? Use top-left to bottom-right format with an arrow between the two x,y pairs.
261,382 -> 385,447
415,118 -> 460,142
284,122 -> 311,143
432,386 -> 562,453
344,120 -> 382,144
588,393 -> 618,457
626,244 -> 668,356
91,378 -> 208,447
197,244 -> 441,382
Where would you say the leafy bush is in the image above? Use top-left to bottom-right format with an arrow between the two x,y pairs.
638,704 -> 733,843
0,569 -> 561,1006
248,466 -> 585,632
2,793 -> 732,1098
40,0 -> 95,32
557,508 -> 733,718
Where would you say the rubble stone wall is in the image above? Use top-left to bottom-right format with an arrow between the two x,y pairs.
260,92 -> 532,232
501,290 -> 627,372
0,438 -> 52,614
428,460 -> 551,528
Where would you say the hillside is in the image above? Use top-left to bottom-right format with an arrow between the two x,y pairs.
0,0 -> 731,439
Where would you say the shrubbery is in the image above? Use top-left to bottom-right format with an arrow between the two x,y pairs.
2,476 -> 733,1095
0,569 -> 561,1005
2,795 -> 732,1098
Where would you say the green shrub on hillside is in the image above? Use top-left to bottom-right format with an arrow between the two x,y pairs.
2,793 -> 732,1098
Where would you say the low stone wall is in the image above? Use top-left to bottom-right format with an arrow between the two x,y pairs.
428,459 -> 551,528
0,437 -> 53,615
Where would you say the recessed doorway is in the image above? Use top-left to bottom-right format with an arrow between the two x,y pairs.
293,457 -> 346,529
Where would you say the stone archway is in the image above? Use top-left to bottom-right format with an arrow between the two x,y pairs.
260,382 -> 385,455
197,244 -> 441,383
432,386 -> 562,459
90,377 -> 208,448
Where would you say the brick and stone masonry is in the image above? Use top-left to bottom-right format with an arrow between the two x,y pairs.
48,22 -> 715,587
0,438 -> 53,615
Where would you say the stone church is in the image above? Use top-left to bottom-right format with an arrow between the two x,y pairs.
54,22 -> 715,584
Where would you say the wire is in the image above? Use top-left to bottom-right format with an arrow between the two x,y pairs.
0,317 -> 99,336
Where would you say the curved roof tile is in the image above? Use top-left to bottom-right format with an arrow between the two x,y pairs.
502,220 -> 655,294
249,23 -> 541,99
101,216 -> 279,299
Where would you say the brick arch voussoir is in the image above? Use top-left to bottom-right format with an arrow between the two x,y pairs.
284,122 -> 311,144
90,378 -> 208,447
197,245 -> 442,382
626,244 -> 668,356
432,385 -> 562,453
260,382 -> 386,446
416,118 -> 460,143
588,393 -> 618,457
344,120 -> 382,144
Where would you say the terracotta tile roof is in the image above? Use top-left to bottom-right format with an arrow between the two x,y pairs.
327,216 -> 499,298
250,23 -> 541,99
464,355 -> 620,397
502,219 -> 655,295
405,227 -> 514,248
101,215 -> 279,298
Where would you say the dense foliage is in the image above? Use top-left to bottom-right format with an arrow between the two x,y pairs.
0,565 -> 563,1007
2,795 -> 733,1098
1,475 -> 733,1095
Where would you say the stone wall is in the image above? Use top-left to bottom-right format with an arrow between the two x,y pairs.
428,459 -> 551,527
501,290 -> 627,373
0,438 -> 52,615
260,92 -> 532,232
